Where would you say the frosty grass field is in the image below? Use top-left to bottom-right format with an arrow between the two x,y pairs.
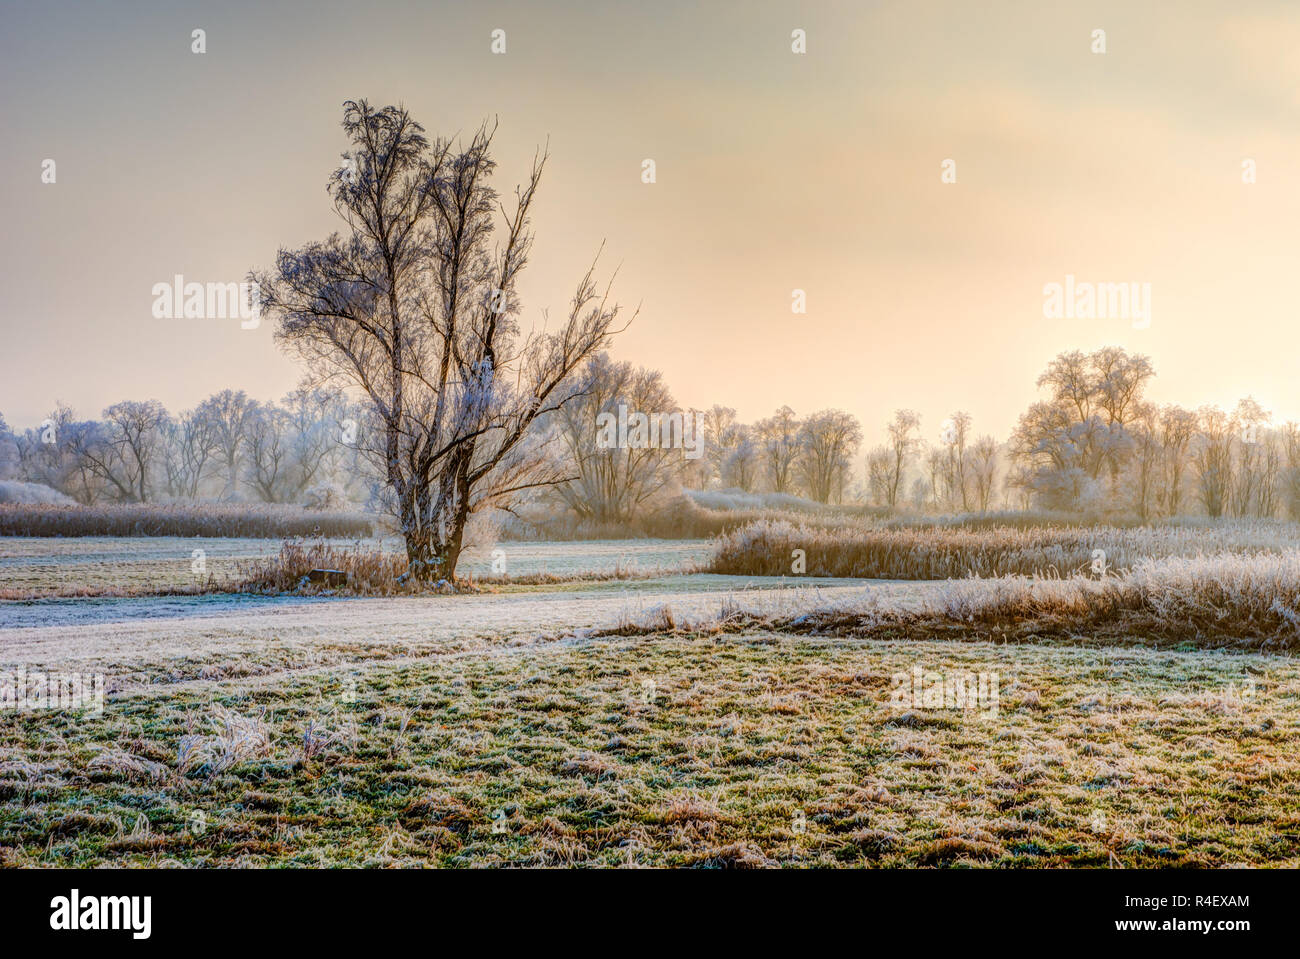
0,536 -> 711,595
2,531 -> 1299,868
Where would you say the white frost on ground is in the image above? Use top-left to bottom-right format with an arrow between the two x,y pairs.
0,576 -> 942,681
0,536 -> 715,592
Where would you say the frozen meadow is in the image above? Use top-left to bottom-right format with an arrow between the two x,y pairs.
0,536 -> 713,597
3,529 -> 1300,867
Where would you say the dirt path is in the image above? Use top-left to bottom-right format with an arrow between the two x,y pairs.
0,575 -> 945,672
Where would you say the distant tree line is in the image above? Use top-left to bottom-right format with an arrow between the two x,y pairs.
536,345 -> 1300,524
0,384 -> 371,508
536,353 -> 867,524
5,345 -> 1296,525
1006,347 -> 1300,521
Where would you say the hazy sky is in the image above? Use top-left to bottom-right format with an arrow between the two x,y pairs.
3,0 -> 1298,448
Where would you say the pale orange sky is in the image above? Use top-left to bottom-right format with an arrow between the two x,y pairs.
2,0 -> 1298,448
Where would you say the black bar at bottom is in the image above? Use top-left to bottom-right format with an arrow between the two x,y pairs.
0,867 -> 1274,946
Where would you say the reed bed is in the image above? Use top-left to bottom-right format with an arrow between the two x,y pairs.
622,550 -> 1300,650
0,503 -> 374,538
707,518 -> 1300,580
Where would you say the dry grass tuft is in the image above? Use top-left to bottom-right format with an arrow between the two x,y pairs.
87,749 -> 169,784
238,539 -> 442,594
177,705 -> 272,776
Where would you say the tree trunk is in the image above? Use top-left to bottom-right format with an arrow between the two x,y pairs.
401,464 -> 472,583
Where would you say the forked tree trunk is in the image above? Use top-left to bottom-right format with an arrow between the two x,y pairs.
400,466 -> 472,582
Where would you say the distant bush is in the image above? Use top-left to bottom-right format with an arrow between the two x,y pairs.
301,482 -> 350,511
686,488 -> 861,515
503,491 -> 885,541
707,517 -> 1300,580
0,503 -> 374,538
0,481 -> 75,505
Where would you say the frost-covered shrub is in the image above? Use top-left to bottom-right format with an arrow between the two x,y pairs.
302,482 -> 349,511
0,480 -> 75,505
687,488 -> 836,514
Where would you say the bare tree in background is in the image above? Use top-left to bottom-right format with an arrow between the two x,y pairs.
702,405 -> 737,488
755,406 -> 801,494
796,410 -> 862,504
865,447 -> 892,507
245,403 -> 291,502
1194,406 -> 1233,519
722,425 -> 758,491
967,435 -> 998,512
17,406 -> 100,503
550,354 -> 683,525
162,409 -> 217,499
1010,348 -> 1152,512
885,409 -> 921,510
1156,405 -> 1195,518
1130,402 -> 1160,521
254,101 -> 626,579
195,389 -> 258,499
943,410 -> 972,511
0,415 -> 19,481
69,400 -> 169,503
1229,397 -> 1272,518
924,446 -> 947,510
280,384 -> 340,500
1280,423 -> 1300,520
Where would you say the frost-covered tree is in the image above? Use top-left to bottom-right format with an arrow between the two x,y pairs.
1280,423 -> 1300,521
161,408 -> 217,499
279,384 -> 347,501
244,402 -> 291,502
550,354 -> 683,524
194,389 -> 258,499
254,101 -> 625,579
65,400 -> 168,503
967,435 -> 998,513
755,406 -> 801,494
18,406 -> 87,500
1156,405 -> 1196,517
942,410 -> 972,511
0,414 -> 19,481
924,446 -> 948,510
884,409 -> 921,510
721,425 -> 759,492
865,446 -> 893,507
1129,402 -> 1161,521
1193,406 -> 1233,518
1010,348 -> 1152,512
796,410 -> 861,504
1229,397 -> 1275,518
701,405 -> 738,488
